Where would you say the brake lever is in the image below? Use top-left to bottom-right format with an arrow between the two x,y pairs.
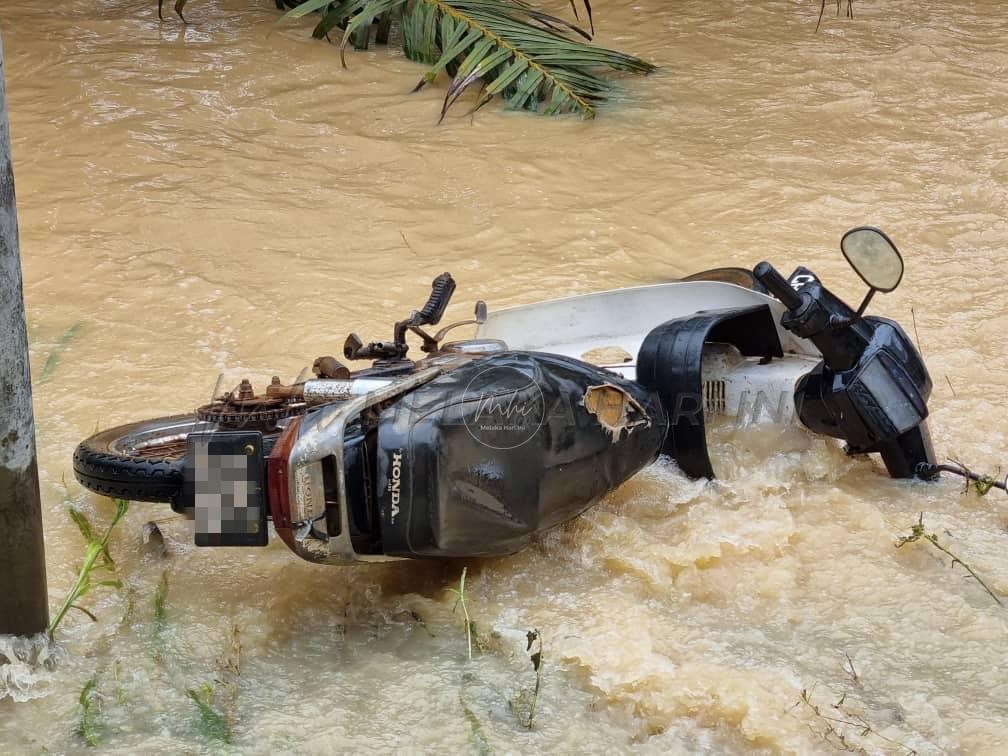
432,300 -> 488,343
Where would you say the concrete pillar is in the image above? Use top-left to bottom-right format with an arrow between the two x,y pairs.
0,33 -> 49,637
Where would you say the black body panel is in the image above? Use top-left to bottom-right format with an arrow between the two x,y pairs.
794,315 -> 934,478
320,422 -> 382,554
373,352 -> 667,558
636,305 -> 784,479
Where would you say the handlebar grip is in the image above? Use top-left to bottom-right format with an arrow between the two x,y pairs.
753,261 -> 803,311
418,272 -> 456,325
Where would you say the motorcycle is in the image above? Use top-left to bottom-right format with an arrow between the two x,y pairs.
73,226 -> 937,565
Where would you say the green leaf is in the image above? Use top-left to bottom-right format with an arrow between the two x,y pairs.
312,5 -> 353,40
340,0 -> 409,62
49,498 -> 130,638
83,541 -> 104,563
187,688 -> 232,744
484,58 -> 529,96
79,675 -> 101,747
40,322 -> 82,383
452,36 -> 495,81
413,24 -> 484,91
154,570 -> 169,624
504,67 -> 544,110
278,0 -> 337,21
68,508 -> 95,544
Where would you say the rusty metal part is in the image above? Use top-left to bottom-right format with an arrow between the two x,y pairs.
407,324 -> 440,354
344,332 -> 408,362
235,378 -> 255,401
313,356 -> 350,379
197,400 -> 306,426
198,378 -> 308,427
265,376 -> 304,400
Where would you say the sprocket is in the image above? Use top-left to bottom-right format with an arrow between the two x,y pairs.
195,399 -> 306,427
196,378 -> 307,427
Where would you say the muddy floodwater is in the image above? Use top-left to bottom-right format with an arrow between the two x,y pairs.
2,0 -> 1008,752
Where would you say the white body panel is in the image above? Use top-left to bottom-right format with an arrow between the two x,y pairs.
476,281 -> 822,423
699,345 -> 820,425
477,281 -> 820,380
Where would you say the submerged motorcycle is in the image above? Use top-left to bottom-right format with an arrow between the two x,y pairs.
74,227 -> 936,564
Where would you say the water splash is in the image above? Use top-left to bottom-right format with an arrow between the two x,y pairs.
0,633 -> 65,702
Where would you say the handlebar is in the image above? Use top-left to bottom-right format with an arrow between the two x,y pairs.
418,272 -> 456,326
753,258 -> 935,479
753,261 -> 803,311
345,272 -> 459,362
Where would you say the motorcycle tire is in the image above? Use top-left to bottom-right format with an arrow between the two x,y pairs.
73,415 -> 282,504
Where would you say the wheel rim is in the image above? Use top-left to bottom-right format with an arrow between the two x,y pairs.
107,417 -> 287,461
109,418 -> 217,461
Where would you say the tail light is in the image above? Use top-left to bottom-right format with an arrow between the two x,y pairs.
267,417 -> 301,553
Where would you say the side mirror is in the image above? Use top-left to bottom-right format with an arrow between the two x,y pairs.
840,226 -> 904,315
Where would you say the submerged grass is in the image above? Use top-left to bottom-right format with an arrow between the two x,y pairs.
50,499 -> 130,638
216,623 -> 242,735
524,630 -> 543,729
152,570 -> 170,660
459,686 -> 493,756
896,512 -> 1003,607
508,629 -> 544,729
186,684 -> 232,744
78,674 -> 102,747
448,566 -> 475,660
154,571 -> 169,625
842,652 -> 859,684
185,623 -> 242,744
791,686 -> 917,755
446,569 -> 546,734
40,321 -> 83,382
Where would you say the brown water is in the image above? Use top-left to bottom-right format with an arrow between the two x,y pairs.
2,0 -> 1008,752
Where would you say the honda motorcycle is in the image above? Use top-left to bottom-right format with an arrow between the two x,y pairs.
73,227 -> 937,564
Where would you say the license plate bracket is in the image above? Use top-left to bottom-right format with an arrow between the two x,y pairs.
184,432 -> 268,547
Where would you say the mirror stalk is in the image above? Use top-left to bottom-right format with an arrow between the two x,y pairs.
856,288 -> 876,317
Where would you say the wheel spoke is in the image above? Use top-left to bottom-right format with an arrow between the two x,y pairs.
128,438 -> 188,459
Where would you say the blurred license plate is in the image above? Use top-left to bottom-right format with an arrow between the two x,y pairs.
184,432 -> 268,547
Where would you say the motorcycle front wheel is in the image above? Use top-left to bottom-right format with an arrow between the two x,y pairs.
73,415 -> 282,504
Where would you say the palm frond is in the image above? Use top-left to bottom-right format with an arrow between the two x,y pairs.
568,0 -> 592,35
278,0 -> 654,119
409,0 -> 653,120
